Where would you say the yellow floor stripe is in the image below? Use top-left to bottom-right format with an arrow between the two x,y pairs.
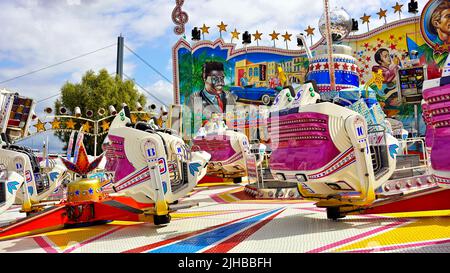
379,210 -> 450,218
171,211 -> 232,218
197,182 -> 236,187
106,221 -> 142,226
334,216 -> 450,252
44,225 -> 117,251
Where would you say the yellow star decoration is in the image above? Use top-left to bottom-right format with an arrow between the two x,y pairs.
393,2 -> 403,13
231,28 -> 240,40
377,8 -> 387,19
33,119 -> 46,132
305,26 -> 315,36
282,31 -> 292,42
101,120 -> 110,132
65,119 -> 76,130
140,113 -> 151,122
217,21 -> 227,32
252,30 -> 263,41
131,113 -> 138,124
200,23 -> 210,34
269,31 -> 280,41
82,122 -> 92,133
51,118 -> 61,130
360,13 -> 371,24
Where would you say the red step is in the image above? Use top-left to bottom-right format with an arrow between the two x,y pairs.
360,188 -> 450,215
0,205 -> 67,241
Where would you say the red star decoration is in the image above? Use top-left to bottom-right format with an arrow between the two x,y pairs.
309,64 -> 314,70
358,58 -> 362,62
351,65 -> 356,72
342,63 -> 349,70
61,143 -> 103,176
389,35 -> 395,40
334,62 -> 341,70
366,56 -> 371,62
390,43 -> 397,50
315,63 -> 322,70
365,64 -> 369,69
398,36 -> 403,40
380,40 -> 384,43
378,43 -> 382,48
372,47 -> 377,52
361,69 -> 365,73
323,63 -> 329,69
361,80 -> 365,84
364,43 -> 370,48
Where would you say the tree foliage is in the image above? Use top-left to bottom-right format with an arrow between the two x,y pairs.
54,69 -> 146,155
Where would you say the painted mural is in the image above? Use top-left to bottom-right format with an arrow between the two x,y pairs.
421,0 -> 450,52
342,8 -> 448,135
172,39 -> 311,140
173,2 -> 449,140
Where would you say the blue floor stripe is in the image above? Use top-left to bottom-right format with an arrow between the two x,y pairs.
149,208 -> 282,253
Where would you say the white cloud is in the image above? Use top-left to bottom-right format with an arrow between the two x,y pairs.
0,0 -> 172,101
143,80 -> 173,106
166,58 -> 173,72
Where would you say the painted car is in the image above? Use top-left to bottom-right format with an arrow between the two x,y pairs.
229,86 -> 280,105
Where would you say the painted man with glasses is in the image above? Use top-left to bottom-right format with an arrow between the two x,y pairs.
188,61 -> 237,124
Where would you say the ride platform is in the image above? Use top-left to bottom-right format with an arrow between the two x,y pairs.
0,182 -> 449,253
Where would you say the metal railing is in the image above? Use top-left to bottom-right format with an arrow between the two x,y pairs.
395,137 -> 429,173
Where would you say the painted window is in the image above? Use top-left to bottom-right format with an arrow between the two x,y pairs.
249,68 -> 253,77
254,67 -> 259,77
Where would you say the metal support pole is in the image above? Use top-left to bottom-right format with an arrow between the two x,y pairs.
116,35 -> 124,80
94,120 -> 98,157
414,104 -> 419,137
323,0 -> 336,92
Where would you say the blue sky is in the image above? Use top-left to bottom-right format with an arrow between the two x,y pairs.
0,0 -> 426,152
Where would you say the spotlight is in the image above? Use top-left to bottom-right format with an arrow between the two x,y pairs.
86,109 -> 94,118
242,31 -> 251,45
31,110 -> 37,120
97,108 -> 106,116
408,0 -> 418,14
109,105 -> 117,115
74,107 -> 81,117
149,104 -> 157,111
191,27 -> 201,41
351,18 -> 359,32
44,107 -> 53,114
331,33 -> 341,42
160,105 -> 168,116
296,34 -> 312,58
59,107 -> 68,115
297,33 -> 304,47
136,102 -> 143,111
